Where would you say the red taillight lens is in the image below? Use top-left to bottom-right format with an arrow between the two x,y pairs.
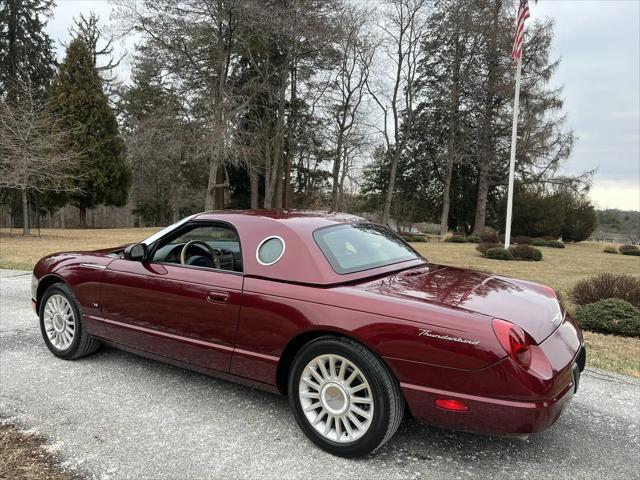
435,399 -> 469,411
542,285 -> 557,298
492,318 -> 532,369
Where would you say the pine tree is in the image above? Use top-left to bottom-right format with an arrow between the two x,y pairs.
0,0 -> 56,102
48,38 -> 129,226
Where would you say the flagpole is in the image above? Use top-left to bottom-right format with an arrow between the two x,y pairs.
504,55 -> 522,250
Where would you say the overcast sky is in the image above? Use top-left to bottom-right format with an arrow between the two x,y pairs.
46,0 -> 640,211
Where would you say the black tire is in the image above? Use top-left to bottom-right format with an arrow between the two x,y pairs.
288,336 -> 404,457
39,283 -> 100,360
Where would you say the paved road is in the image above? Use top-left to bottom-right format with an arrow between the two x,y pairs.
1,269 -> 639,480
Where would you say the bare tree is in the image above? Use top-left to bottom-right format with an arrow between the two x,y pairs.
328,3 -> 374,212
0,84 -> 82,234
368,0 -> 428,226
114,0 -> 244,211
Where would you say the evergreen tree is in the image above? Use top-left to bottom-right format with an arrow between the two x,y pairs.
0,0 -> 56,102
48,38 -> 129,226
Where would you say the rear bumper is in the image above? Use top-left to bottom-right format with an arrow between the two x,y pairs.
402,378 -> 574,435
403,345 -> 586,436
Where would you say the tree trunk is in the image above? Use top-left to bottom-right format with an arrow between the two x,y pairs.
78,206 -> 87,228
21,188 -> 29,236
381,148 -> 400,226
331,127 -> 344,212
473,0 -> 500,235
440,22 -> 463,235
249,167 -> 259,209
215,166 -> 225,209
284,64 -> 297,210
338,149 -> 349,211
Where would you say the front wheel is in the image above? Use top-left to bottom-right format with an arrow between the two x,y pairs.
288,337 -> 404,457
39,283 -> 100,360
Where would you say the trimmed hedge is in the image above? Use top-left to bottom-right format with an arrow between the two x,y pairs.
481,244 -> 543,261
603,246 -> 618,254
546,240 -> 566,248
511,244 -> 543,261
575,299 -> 640,337
531,238 -> 550,247
619,244 -> 639,254
476,242 -> 501,256
570,273 -> 640,308
622,249 -> 640,256
466,234 -> 482,244
480,231 -> 500,243
446,235 -> 467,243
514,235 -> 532,245
486,247 -> 513,260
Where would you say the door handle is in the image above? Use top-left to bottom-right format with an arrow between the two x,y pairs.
206,291 -> 230,304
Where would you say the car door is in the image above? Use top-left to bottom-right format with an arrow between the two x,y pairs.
99,222 -> 244,372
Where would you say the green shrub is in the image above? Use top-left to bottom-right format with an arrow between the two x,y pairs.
466,234 -> 482,244
486,247 -> 513,260
546,240 -> 566,248
603,246 -> 618,254
511,244 -> 543,261
514,235 -> 532,245
618,244 -> 639,254
622,249 -> 640,256
411,236 -> 427,242
531,238 -> 550,247
446,235 -> 467,243
476,242 -> 501,256
480,231 -> 500,243
575,299 -> 640,337
570,273 -> 640,308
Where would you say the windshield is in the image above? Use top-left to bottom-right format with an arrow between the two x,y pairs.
313,223 -> 422,275
142,214 -> 198,246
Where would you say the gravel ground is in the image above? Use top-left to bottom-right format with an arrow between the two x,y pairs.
1,269 -> 639,480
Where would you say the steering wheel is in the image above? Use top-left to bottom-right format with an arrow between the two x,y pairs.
180,240 -> 221,269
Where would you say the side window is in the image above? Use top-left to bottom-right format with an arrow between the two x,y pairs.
152,224 -> 243,272
256,236 -> 285,265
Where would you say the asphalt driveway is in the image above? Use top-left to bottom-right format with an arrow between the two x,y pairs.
1,269 -> 639,479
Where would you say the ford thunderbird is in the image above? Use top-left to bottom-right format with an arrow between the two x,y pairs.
32,210 -> 585,457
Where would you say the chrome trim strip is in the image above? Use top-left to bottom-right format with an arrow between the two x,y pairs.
94,316 -> 234,352
256,235 -> 286,266
79,263 -> 107,270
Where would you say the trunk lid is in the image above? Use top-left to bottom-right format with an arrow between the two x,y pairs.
357,264 -> 562,344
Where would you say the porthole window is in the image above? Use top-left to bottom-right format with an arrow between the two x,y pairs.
256,236 -> 285,265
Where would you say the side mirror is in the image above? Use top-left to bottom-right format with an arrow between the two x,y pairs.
124,243 -> 148,262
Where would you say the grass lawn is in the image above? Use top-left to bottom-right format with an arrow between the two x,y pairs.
1,228 -> 638,377
0,228 -> 158,270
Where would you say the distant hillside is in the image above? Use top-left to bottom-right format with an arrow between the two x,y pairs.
592,209 -> 640,243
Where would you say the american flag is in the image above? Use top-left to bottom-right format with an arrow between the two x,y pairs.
512,0 -> 531,61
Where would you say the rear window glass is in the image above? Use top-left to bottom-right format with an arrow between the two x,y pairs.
313,224 -> 421,274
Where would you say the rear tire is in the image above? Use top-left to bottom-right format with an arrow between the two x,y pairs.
288,336 -> 404,457
39,283 -> 100,360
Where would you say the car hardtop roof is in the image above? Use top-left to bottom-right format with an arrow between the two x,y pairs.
194,209 -> 369,231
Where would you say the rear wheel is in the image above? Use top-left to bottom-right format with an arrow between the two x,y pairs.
288,336 -> 404,457
39,283 -> 100,360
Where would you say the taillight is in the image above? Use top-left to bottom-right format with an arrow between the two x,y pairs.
541,285 -> 557,298
492,318 -> 532,369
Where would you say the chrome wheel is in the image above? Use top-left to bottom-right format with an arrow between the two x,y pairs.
43,294 -> 75,351
298,354 -> 374,443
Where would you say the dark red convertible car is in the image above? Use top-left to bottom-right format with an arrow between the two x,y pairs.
32,210 -> 585,457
